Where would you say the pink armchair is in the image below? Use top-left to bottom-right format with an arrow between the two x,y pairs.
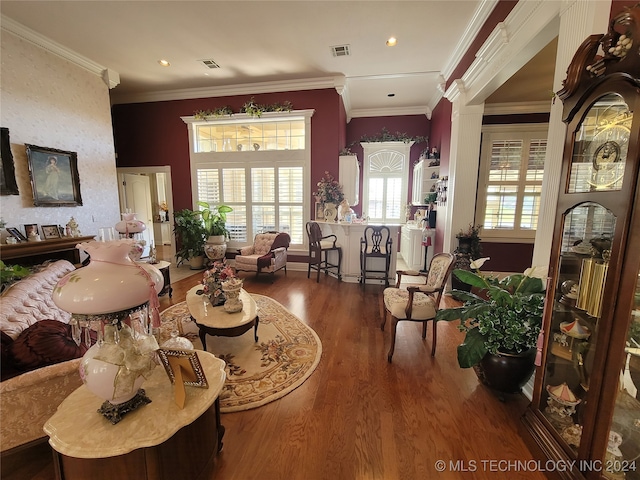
234,232 -> 290,281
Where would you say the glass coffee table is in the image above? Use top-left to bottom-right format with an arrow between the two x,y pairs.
185,286 -> 259,351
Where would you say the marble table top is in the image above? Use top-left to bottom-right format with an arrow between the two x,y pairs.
44,351 -> 225,459
186,286 -> 257,329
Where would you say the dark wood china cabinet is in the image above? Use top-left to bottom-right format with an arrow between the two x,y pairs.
522,5 -> 640,480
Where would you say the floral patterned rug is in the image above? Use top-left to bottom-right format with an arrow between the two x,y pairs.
159,294 -> 322,413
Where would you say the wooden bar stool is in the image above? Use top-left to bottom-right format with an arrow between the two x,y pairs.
306,222 -> 342,282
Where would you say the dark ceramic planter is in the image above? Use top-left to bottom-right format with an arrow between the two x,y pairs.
474,348 -> 537,394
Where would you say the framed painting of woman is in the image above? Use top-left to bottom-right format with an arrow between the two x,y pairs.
25,144 -> 82,207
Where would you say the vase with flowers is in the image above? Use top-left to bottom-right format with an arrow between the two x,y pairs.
196,260 -> 236,306
315,171 -> 344,222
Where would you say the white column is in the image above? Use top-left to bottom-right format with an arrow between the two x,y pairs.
532,0 -> 612,270
443,81 -> 485,254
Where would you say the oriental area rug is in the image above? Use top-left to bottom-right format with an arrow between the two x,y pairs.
159,294 -> 322,413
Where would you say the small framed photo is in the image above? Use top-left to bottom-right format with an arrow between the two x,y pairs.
158,348 -> 208,409
6,227 -> 27,242
41,224 -> 62,240
157,348 -> 208,388
25,144 -> 82,207
24,224 -> 39,238
315,202 -> 325,221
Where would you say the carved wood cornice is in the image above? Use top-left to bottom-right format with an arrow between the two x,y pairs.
558,4 -> 640,111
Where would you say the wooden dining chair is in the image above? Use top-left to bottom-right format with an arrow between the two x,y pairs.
381,252 -> 455,362
359,225 -> 393,287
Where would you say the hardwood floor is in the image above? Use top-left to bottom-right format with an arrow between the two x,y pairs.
2,270 -> 546,480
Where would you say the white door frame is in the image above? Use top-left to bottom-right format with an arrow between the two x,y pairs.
116,166 -> 176,262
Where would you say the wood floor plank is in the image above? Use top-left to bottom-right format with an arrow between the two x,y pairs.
2,269 -> 546,480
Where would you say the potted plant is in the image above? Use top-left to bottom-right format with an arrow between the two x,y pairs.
173,209 -> 207,269
198,201 -> 233,241
452,224 -> 482,291
435,258 -> 546,394
198,201 -> 233,262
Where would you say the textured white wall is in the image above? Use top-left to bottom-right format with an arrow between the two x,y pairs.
0,30 -> 120,242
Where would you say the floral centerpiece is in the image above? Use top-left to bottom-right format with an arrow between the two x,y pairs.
435,257 -> 546,369
315,171 -> 344,204
196,260 -> 236,306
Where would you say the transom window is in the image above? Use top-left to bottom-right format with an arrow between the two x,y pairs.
477,125 -> 548,240
195,119 -> 306,153
183,111 -> 313,247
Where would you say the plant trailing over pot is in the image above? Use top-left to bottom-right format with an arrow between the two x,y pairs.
173,209 -> 207,266
360,127 -> 428,145
435,258 -> 546,370
193,98 -> 293,119
197,201 -> 233,239
241,97 -> 293,117
339,142 -> 357,156
194,106 -> 234,120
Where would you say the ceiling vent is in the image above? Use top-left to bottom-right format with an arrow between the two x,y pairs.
199,59 -> 220,69
331,45 -> 351,57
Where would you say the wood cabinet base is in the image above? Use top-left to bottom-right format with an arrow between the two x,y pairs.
52,401 -> 223,480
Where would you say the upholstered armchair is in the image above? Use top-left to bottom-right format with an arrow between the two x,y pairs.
382,252 -> 455,362
235,232 -> 291,281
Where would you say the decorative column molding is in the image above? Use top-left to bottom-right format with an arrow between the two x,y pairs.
442,94 -> 485,254
531,0 -> 611,270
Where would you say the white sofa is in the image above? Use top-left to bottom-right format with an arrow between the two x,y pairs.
0,260 -> 85,453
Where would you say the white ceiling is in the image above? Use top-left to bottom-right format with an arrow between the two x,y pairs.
0,1 -> 555,117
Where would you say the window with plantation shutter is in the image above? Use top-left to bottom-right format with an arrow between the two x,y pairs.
477,125 -> 548,240
361,143 -> 412,223
184,111 -> 313,248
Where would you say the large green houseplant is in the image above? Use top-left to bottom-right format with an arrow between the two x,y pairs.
197,201 -> 233,239
173,209 -> 208,268
436,258 -> 546,393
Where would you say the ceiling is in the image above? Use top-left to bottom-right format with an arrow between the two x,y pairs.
0,1 -> 555,117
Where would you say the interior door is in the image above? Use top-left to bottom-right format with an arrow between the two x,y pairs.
122,173 -> 154,257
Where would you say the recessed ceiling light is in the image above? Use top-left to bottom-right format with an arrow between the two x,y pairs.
386,37 -> 397,47
158,59 -> 171,67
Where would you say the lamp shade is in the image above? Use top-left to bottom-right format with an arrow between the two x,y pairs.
115,212 -> 146,235
52,240 -> 162,315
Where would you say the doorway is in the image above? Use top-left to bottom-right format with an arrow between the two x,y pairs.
116,166 -> 175,262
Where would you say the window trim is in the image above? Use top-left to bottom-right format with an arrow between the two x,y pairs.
361,141 -> 413,223
477,123 -> 549,242
182,110 -> 314,249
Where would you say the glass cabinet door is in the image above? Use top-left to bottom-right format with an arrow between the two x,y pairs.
541,202 -> 616,452
606,268 -> 640,480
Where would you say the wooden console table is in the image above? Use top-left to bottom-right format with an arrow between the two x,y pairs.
44,351 -> 226,480
0,236 -> 95,266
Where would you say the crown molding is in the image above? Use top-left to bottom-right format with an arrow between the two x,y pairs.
483,100 -> 552,115
1,15 -> 119,89
349,106 -> 431,120
110,76 -> 339,105
441,0 -> 501,81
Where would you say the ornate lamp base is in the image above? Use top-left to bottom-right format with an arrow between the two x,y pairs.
97,389 -> 152,424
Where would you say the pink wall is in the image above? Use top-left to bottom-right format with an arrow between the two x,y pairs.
112,89 -> 342,218
428,99 -> 452,254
